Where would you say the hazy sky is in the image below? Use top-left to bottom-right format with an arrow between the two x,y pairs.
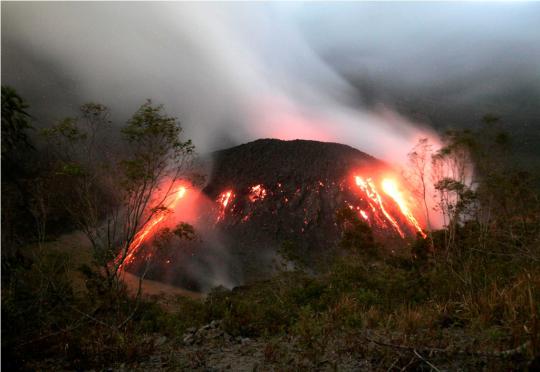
2,2 -> 539,163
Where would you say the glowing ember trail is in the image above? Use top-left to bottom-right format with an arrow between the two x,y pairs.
116,186 -> 187,269
354,176 -> 405,238
117,173 -> 427,270
360,210 -> 369,221
381,179 -> 426,238
248,184 -> 267,202
217,190 -> 234,221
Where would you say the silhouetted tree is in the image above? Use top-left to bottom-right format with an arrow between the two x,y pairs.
431,130 -> 476,250
43,100 -> 195,294
1,86 -> 33,163
336,207 -> 376,254
407,138 -> 433,232
1,86 -> 35,250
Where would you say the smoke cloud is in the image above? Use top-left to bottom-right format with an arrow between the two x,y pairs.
6,2 -> 536,162
3,2 -> 538,289
2,3 -> 488,160
4,3 -> 539,163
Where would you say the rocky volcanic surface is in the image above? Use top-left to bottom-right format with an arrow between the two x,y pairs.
137,139 -> 415,291
203,139 -> 391,281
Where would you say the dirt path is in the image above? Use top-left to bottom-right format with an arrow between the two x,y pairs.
122,271 -> 202,300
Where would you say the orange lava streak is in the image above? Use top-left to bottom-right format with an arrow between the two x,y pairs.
249,184 -> 267,202
381,179 -> 426,238
217,190 -> 234,221
117,186 -> 187,269
360,210 -> 369,221
220,190 -> 232,207
355,176 -> 405,238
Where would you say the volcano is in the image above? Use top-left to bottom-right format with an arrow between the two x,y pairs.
127,139 -> 426,291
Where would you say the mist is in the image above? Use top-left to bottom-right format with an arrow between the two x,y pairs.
5,2 -> 538,166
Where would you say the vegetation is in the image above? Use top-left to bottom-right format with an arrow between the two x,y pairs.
41,100 -> 195,289
2,87 -> 539,370
2,88 -> 196,370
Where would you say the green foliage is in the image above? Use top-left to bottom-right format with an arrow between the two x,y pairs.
3,97 -> 198,369
36,99 -> 197,291
160,297 -> 208,336
1,87 -> 38,247
121,100 -> 194,185
1,85 -> 33,157
292,307 -> 331,364
80,102 -> 109,121
59,162 -> 85,176
336,207 -> 377,254
42,117 -> 87,143
411,233 -> 431,261
2,251 -> 74,368
277,239 -> 308,270
3,104 -> 539,370
115,100 -> 196,253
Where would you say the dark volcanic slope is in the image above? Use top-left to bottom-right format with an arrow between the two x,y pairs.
204,139 -> 385,197
201,139 -> 401,282
138,139 -> 418,291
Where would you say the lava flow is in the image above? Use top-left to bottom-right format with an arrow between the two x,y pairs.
354,175 -> 405,238
216,190 -> 234,221
381,178 -> 426,238
248,184 -> 267,202
118,174 -> 426,273
116,184 -> 187,269
360,210 -> 369,221
353,175 -> 426,238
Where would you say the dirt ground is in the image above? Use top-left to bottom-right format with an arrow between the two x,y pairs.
32,232 -> 202,302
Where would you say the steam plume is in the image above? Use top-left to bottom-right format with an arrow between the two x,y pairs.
3,3 -> 444,160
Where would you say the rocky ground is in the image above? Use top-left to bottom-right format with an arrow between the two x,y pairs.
109,320 -> 369,371
22,233 -> 536,371
102,320 -> 532,372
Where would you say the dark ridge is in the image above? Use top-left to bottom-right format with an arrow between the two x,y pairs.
139,139 -> 407,291
204,139 -> 385,197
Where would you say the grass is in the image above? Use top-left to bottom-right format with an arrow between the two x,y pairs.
161,233 -> 538,369
3,219 -> 539,370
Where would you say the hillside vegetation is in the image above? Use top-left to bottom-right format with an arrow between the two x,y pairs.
2,87 -> 539,370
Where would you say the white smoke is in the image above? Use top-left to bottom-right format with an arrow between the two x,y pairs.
2,2 -> 441,163
4,2 -> 535,233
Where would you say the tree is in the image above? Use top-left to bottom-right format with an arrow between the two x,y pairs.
407,138 -> 433,234
336,207 -> 377,254
407,139 -> 432,228
431,130 -> 477,250
461,119 -> 539,258
1,86 -> 33,162
44,100 -> 195,294
1,86 -> 35,251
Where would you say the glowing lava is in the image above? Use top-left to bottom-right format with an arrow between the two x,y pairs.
381,178 -> 426,238
217,190 -> 234,221
354,176 -> 405,238
360,210 -> 369,221
116,185 -> 187,269
119,172 -> 427,272
249,184 -> 267,202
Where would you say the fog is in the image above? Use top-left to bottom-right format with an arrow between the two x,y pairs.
2,2 -> 539,163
